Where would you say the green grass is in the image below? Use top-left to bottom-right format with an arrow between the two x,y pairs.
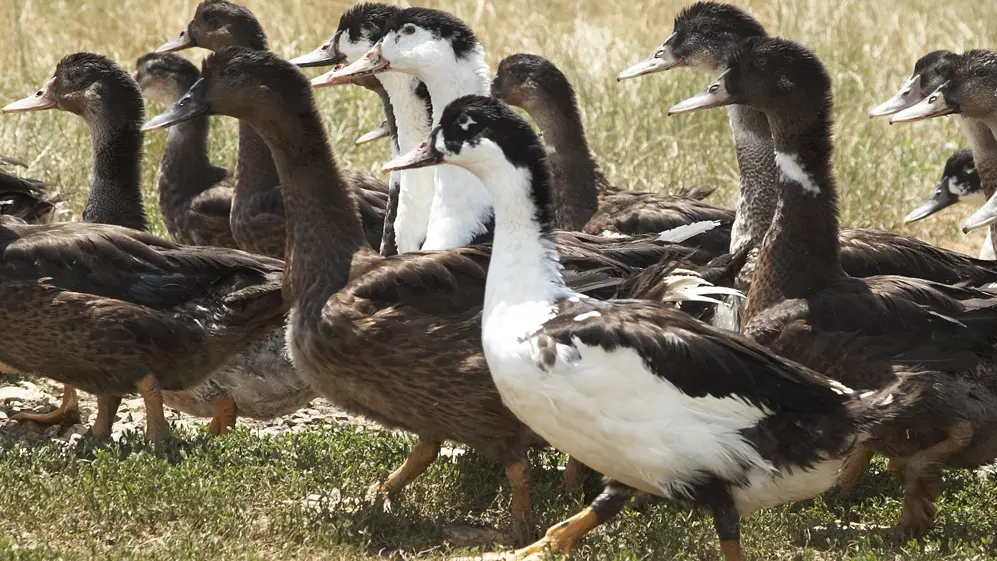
4,0 -> 997,558
1,426 -> 997,560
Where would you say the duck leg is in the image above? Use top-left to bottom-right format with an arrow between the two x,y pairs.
11,384 -> 81,426
837,443 -> 874,491
505,459 -> 534,544
562,457 -> 585,493
470,480 -> 633,561
712,497 -> 744,561
895,421 -> 972,537
90,394 -> 123,439
136,375 -> 173,443
366,438 -> 440,500
205,397 -> 238,436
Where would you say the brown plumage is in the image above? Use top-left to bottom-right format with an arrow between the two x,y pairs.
134,52 -> 237,248
156,0 -> 388,257
0,164 -> 59,225
681,36 -> 997,538
1,52 -> 295,441
141,47 -> 731,540
492,53 -> 734,256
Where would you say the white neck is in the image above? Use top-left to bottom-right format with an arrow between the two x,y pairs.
413,45 -> 495,250
474,157 -> 569,332
377,71 -> 435,253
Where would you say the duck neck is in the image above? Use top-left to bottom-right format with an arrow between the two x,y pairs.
248,106 -> 368,321
477,156 -> 567,330
418,46 -> 495,250
83,109 -> 147,231
746,113 -> 842,317
377,72 -> 434,253
961,116 -> 997,253
727,104 -> 778,254
158,86 -> 220,209
526,96 -> 599,231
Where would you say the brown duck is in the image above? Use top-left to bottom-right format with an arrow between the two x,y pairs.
1,52 -> 295,441
156,0 -> 388,257
133,52 -> 238,248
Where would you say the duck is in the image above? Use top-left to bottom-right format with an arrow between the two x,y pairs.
156,0 -> 388,257
140,45 -> 746,540
904,149 -> 993,260
869,50 -> 960,118
671,36 -> 997,536
291,2 -> 435,256
2,52 -> 313,437
133,52 -> 238,248
491,53 -> 734,254
0,52 -> 288,442
617,2 -> 997,286
0,162 -> 59,225
0,162 -> 80,427
890,50 -> 997,251
384,92 -> 901,561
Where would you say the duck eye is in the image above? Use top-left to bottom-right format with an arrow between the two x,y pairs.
361,22 -> 375,33
754,57 -> 767,69
403,24 -> 416,35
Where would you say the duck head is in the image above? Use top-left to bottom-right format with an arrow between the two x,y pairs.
492,53 -> 575,114
868,50 -> 959,118
904,149 -> 981,223
313,7 -> 479,87
133,52 -> 201,105
891,50 -> 997,125
292,2 -> 398,69
617,1 -> 766,81
142,47 -> 311,133
4,53 -> 143,122
668,36 -> 831,129
157,0 -> 266,53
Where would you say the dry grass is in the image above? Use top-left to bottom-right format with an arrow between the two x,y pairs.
2,0 -> 996,250
3,0 -> 997,559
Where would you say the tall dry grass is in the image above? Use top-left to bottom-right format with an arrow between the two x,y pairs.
1,0 -> 995,253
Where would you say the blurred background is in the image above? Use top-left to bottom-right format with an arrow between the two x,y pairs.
0,0 -> 995,250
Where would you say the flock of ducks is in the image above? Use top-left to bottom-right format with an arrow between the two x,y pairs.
4,1 -> 997,559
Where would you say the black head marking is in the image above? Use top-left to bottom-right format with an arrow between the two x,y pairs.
668,2 -> 767,69
942,149 -> 980,197
384,7 -> 478,59
437,95 -> 554,229
911,50 -> 960,93
338,2 -> 399,44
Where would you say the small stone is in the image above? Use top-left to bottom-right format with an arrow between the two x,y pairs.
44,424 -> 61,438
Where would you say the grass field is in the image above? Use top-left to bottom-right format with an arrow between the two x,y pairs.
2,0 -> 997,559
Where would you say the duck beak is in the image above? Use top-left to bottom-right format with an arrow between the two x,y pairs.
381,140 -> 444,173
290,34 -> 346,68
869,74 -> 922,118
962,192 -> 997,233
617,36 -> 684,81
668,72 -> 734,115
890,83 -> 955,123
312,43 -> 389,88
141,78 -> 210,131
355,120 -> 391,145
2,78 -> 58,113
156,30 -> 195,53
904,183 -> 958,223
